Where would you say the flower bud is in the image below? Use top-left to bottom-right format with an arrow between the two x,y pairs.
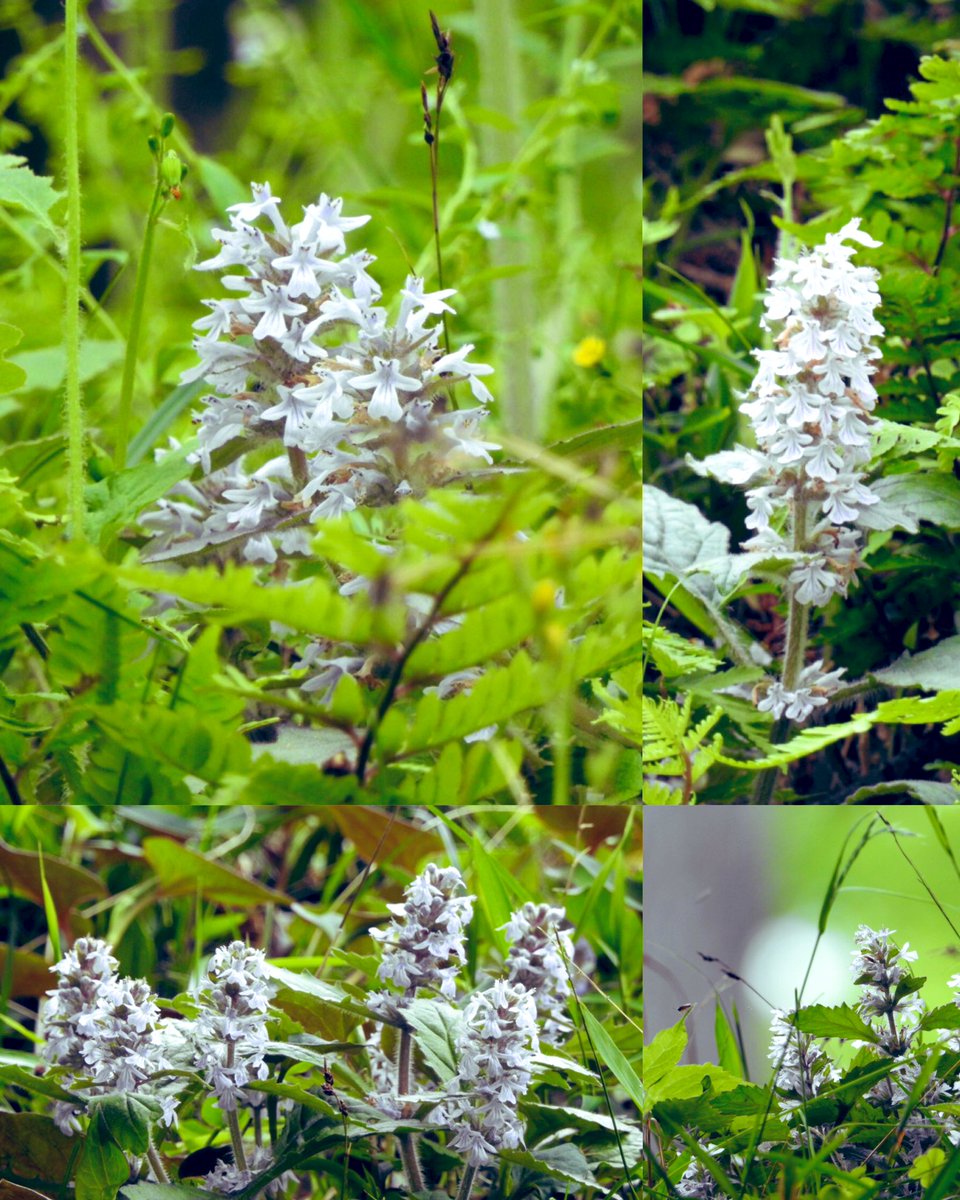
161,150 -> 185,190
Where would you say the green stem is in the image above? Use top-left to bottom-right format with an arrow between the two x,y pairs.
752,496 -> 811,803
63,0 -> 85,540
455,1165 -> 477,1200
225,1043 -> 248,1172
397,1029 -> 424,1194
147,1143 -> 169,1185
117,179 -> 164,467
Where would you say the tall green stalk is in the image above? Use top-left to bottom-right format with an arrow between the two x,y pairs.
752,497 -> 812,803
116,175 -> 164,468
63,0 -> 86,540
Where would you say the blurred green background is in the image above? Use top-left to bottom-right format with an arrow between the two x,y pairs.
645,807 -> 960,1075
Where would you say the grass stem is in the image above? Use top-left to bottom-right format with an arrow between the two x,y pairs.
63,0 -> 86,540
116,176 -> 164,467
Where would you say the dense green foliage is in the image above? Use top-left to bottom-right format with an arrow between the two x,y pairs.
643,4 -> 960,803
0,1 -> 641,803
0,804 -> 641,1197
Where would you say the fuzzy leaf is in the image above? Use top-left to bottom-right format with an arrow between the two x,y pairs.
0,155 -> 62,231
85,444 -> 194,548
404,999 -> 462,1080
874,638 -> 960,691
500,1144 -> 597,1188
792,1003 -> 877,1042
861,473 -> 960,532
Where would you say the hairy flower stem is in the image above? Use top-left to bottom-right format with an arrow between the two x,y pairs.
147,1143 -> 170,1185
225,1043 -> 249,1172
455,1165 -> 477,1200
63,0 -> 86,540
117,175 -> 165,467
754,496 -> 813,802
397,1029 -> 424,1193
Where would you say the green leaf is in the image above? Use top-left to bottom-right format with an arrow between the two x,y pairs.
264,963 -> 368,1041
861,473 -> 960,533
0,155 -> 62,231
0,1064 -> 77,1102
717,714 -> 875,770
126,382 -> 208,467
88,703 -> 251,786
729,228 -> 758,324
714,1003 -> 742,1078
874,637 -> 960,691
12,340 -> 124,393
91,1093 -> 159,1155
84,443 -> 194,548
642,1017 -> 687,1094
581,1007 -> 643,1112
920,1003 -> 960,1032
500,1143 -> 597,1188
142,836 -> 287,905
0,324 -> 26,394
404,998 -> 462,1080
792,1003 -> 877,1042
0,1113 -> 78,1189
76,1106 -> 129,1200
35,844 -> 60,963
114,560 -> 396,645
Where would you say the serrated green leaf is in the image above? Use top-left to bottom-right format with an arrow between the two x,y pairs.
500,1143 -> 597,1188
874,638 -> 960,692
85,443 -> 194,548
792,1003 -> 877,1042
0,155 -> 62,231
404,999 -> 462,1080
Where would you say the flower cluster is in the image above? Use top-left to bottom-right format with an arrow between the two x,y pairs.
192,940 -> 276,1113
768,1009 -> 836,1110
145,182 -> 497,567
691,219 -> 885,722
368,863 -> 475,1018
501,902 -> 574,1045
42,937 -> 175,1136
432,979 -> 539,1166
670,925 -> 960,1199
851,925 -> 923,1056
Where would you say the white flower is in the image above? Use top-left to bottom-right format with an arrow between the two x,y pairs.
427,344 -> 495,405
369,863 -> 475,1009
241,281 -> 307,340
501,903 -> 575,1045
192,941 -> 276,1114
438,980 -> 539,1166
351,356 -> 423,421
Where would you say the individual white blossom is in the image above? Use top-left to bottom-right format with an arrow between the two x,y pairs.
755,661 -> 846,723
368,863 -> 475,1015
501,903 -> 575,1045
192,941 -> 276,1113
431,980 -> 539,1166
